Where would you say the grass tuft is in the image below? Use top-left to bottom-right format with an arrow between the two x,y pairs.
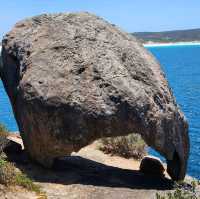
0,123 -> 45,196
15,173 -> 41,193
0,160 -> 16,185
0,154 -> 44,194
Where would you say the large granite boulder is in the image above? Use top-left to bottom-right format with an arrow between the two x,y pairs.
0,12 -> 189,180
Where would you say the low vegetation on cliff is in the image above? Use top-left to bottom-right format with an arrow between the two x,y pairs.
134,28 -> 200,43
0,124 -> 9,154
0,124 -> 43,195
156,181 -> 200,199
99,134 -> 147,160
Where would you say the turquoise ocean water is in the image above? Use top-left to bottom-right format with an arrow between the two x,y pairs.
0,44 -> 200,179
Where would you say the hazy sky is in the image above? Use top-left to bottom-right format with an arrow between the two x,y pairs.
0,0 -> 200,39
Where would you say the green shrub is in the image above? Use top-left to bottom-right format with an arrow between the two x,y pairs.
156,181 -> 200,199
0,157 -> 43,194
99,134 -> 147,160
0,159 -> 16,185
15,173 -> 41,193
0,123 -> 44,195
0,124 -> 9,154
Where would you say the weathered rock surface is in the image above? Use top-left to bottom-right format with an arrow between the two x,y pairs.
140,156 -> 165,177
0,185 -> 37,199
0,12 -> 189,180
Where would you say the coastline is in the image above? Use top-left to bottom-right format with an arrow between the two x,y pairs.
143,41 -> 200,47
2,42 -> 200,51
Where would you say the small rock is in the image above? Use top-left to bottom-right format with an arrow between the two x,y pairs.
3,140 -> 22,154
139,156 -> 165,177
2,133 -> 23,154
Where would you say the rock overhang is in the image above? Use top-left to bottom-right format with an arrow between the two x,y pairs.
0,12 -> 189,181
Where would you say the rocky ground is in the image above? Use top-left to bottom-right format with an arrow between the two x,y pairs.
2,139 -> 197,199
0,185 -> 37,199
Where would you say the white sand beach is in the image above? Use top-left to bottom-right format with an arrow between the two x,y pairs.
143,41 -> 200,47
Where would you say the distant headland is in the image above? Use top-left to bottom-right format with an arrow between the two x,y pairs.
133,28 -> 200,45
143,41 -> 200,47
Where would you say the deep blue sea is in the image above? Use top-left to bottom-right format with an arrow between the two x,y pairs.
148,45 -> 200,180
0,45 -> 200,179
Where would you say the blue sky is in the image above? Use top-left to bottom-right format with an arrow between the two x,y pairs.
0,0 -> 200,39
